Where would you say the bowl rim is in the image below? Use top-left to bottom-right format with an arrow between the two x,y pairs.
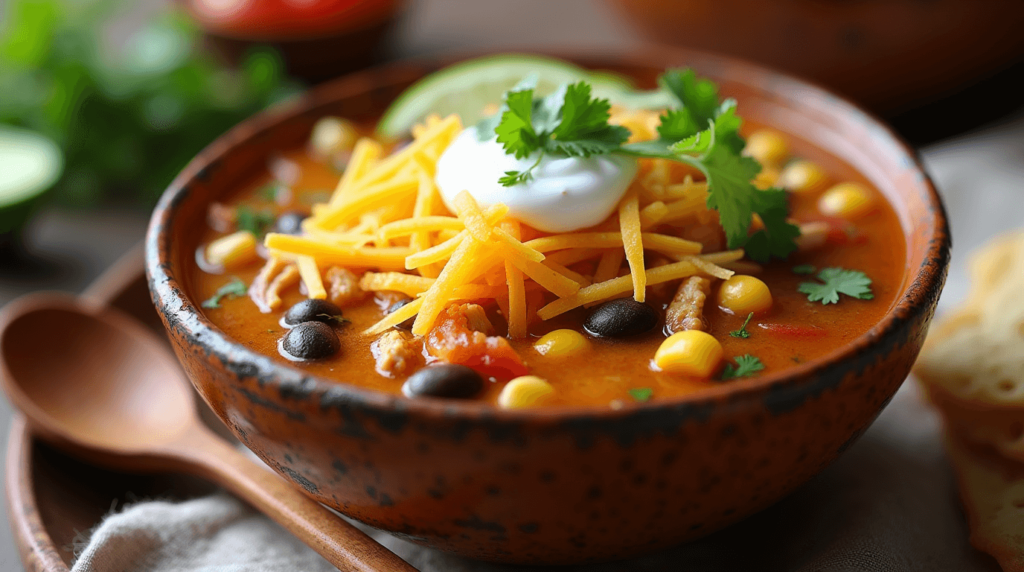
146,47 -> 950,422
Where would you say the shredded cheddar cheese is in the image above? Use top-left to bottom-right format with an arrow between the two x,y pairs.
266,110 -> 747,339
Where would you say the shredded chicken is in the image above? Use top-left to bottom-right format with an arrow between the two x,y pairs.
372,330 -> 422,377
207,202 -> 236,234
374,291 -> 409,312
249,257 -> 300,313
326,267 -> 366,307
796,221 -> 830,252
666,276 -> 711,333
461,303 -> 495,335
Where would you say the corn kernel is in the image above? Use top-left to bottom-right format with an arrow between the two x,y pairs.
779,160 -> 828,194
818,182 -> 875,219
498,376 -> 554,409
753,166 -> 780,190
206,231 -> 258,269
744,130 -> 789,167
719,275 -> 773,315
310,117 -> 357,157
653,330 -> 723,377
534,329 -> 590,358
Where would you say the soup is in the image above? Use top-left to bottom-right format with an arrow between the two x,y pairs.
190,65 -> 905,408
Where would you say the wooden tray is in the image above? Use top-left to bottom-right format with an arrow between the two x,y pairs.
4,245 -> 227,571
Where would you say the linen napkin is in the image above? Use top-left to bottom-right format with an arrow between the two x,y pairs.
70,113 -> 1024,572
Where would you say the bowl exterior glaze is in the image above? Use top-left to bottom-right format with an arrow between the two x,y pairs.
146,51 -> 949,564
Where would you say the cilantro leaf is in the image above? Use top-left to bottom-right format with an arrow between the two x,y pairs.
201,277 -> 247,309
660,68 -> 720,129
798,267 -> 874,305
545,82 -> 629,157
743,188 -> 801,262
495,88 -> 540,159
628,387 -> 653,402
235,206 -> 275,237
729,313 -> 754,338
657,108 -> 703,142
792,264 -> 817,275
720,354 -> 765,380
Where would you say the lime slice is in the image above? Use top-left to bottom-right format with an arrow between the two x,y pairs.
0,126 -> 63,234
377,54 -> 591,138
377,54 -> 683,138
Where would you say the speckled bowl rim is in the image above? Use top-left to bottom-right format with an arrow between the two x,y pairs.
146,48 -> 950,422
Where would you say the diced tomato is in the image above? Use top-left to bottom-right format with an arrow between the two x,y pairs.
757,323 -> 827,338
425,305 -> 528,380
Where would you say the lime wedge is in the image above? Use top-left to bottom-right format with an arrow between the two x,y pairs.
377,54 -> 590,138
0,126 -> 63,234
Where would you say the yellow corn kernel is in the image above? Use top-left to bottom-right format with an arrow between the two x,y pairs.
718,275 -> 773,315
498,376 -> 555,409
818,182 -> 875,219
534,329 -> 590,358
744,130 -> 789,166
653,330 -> 723,377
779,160 -> 828,194
206,231 -> 258,269
310,117 -> 357,157
753,166 -> 780,190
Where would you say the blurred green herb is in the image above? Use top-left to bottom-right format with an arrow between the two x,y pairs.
0,0 -> 301,207
628,387 -> 653,402
201,277 -> 247,309
235,205 -> 275,236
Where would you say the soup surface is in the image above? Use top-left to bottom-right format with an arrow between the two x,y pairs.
191,72 -> 906,408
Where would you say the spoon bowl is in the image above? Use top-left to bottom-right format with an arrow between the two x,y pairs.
0,292 -> 416,572
1,295 -> 194,453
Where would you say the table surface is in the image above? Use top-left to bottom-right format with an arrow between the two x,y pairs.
1,0 -> 1022,569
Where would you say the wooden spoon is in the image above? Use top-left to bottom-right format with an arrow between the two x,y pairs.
0,293 -> 416,572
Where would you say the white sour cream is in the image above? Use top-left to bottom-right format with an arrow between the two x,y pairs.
434,127 -> 637,233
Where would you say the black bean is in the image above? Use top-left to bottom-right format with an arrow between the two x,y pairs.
281,321 -> 340,360
402,364 -> 483,399
584,298 -> 659,338
274,211 -> 308,235
388,299 -> 416,330
283,299 -> 344,327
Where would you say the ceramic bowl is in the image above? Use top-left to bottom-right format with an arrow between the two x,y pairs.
146,49 -> 950,564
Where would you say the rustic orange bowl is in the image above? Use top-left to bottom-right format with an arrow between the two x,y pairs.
146,49 -> 950,564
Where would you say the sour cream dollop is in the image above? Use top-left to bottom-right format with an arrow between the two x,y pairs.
434,127 -> 638,233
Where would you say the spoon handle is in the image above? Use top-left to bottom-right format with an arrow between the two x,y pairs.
175,426 -> 417,572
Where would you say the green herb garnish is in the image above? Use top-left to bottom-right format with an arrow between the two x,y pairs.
201,277 -> 247,309
729,312 -> 754,338
317,313 -> 349,325
494,82 -> 630,185
792,264 -> 816,275
628,387 -> 654,402
259,182 -> 284,201
720,354 -> 765,380
235,206 -> 276,236
798,267 -> 874,305
487,69 -> 799,262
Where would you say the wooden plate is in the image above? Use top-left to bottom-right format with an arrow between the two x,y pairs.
4,244 -> 224,571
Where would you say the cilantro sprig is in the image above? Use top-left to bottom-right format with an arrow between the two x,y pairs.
485,69 -> 800,262
729,313 -> 754,339
201,277 -> 247,309
720,354 -> 765,380
798,267 -> 874,305
494,82 -> 630,185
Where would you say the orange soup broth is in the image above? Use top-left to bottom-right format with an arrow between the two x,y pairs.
193,126 -> 906,408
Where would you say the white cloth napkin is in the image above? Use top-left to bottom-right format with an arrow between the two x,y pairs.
70,115 -> 1024,572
